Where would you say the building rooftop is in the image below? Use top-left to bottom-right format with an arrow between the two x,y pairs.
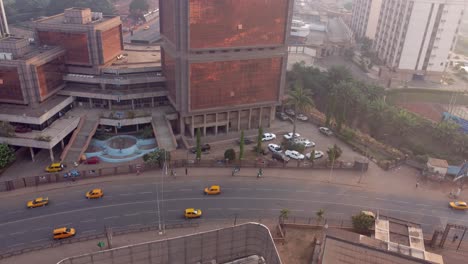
427,158 -> 449,168
105,50 -> 161,69
34,12 -> 116,27
0,96 -> 72,120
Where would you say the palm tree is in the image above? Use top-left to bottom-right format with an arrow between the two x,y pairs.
279,208 -> 290,224
287,81 -> 315,139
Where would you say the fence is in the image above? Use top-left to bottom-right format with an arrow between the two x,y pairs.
0,158 -> 366,192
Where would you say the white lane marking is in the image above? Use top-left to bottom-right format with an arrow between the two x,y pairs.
32,238 -> 48,243
376,198 -> 409,204
9,231 -> 26,235
138,192 -> 152,195
167,209 -> 180,212
415,203 -> 431,207
256,188 -> 273,191
179,189 -> 192,191
56,223 -> 72,227
103,216 -> 120,220
132,184 -> 147,187
208,208 -> 222,210
128,224 -> 142,228
80,219 -> 96,223
55,202 -> 68,206
246,208 -> 264,211
6,210 -> 23,214
124,213 -> 140,217
295,190 -> 309,193
239,188 -> 251,191
33,227 -> 51,231
228,208 -> 242,210
81,229 -> 97,234
9,243 -> 25,248
119,193 -> 134,196
141,210 -> 156,214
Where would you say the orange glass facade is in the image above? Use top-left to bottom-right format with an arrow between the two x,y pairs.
160,0 -> 176,45
161,48 -> 176,103
100,26 -> 123,64
0,67 -> 23,102
36,55 -> 66,100
189,0 -> 288,49
37,31 -> 90,65
189,58 -> 282,110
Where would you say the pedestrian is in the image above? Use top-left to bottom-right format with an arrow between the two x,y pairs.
416,181 -> 419,188
453,234 -> 459,242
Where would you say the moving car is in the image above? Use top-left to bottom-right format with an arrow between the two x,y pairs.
272,152 -> 290,163
86,189 -> 104,199
296,114 -> 308,121
15,126 -> 32,133
27,197 -> 49,208
204,185 -> 221,195
45,162 -> 64,173
185,208 -> 202,219
53,227 -> 76,240
449,201 -> 468,210
190,144 -> 211,153
83,156 -> 100,164
293,138 -> 315,148
268,143 -> 282,153
283,132 -> 301,140
236,138 -> 253,145
305,150 -> 324,160
285,150 -> 305,160
261,133 -> 276,141
276,112 -> 290,121
319,127 -> 333,136
285,109 -> 295,116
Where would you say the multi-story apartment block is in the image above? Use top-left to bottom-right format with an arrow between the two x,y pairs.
351,0 -> 383,40
160,0 -> 294,137
373,0 -> 465,83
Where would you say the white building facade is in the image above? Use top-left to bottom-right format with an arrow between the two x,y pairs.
351,0 -> 383,40
374,0 -> 465,82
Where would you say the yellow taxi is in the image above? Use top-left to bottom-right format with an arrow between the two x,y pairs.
184,208 -> 202,219
27,197 -> 49,208
53,227 -> 76,240
45,162 -> 64,173
449,201 -> 468,210
204,185 -> 221,195
86,189 -> 104,199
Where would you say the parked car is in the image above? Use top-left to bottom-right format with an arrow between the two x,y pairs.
296,114 -> 308,121
15,126 -> 32,133
319,127 -> 333,136
283,132 -> 301,140
293,138 -> 315,148
285,150 -> 305,160
262,133 -> 276,141
276,112 -> 290,121
272,152 -> 290,163
285,109 -> 296,116
83,156 -> 100,164
236,138 -> 253,145
268,143 -> 282,153
190,144 -> 211,153
305,150 -> 324,160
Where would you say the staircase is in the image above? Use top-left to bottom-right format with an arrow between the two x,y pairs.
62,116 -> 99,164
151,113 -> 177,151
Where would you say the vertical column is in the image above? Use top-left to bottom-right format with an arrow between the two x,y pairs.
152,97 -> 155,107
131,99 -> 135,110
49,148 -> 55,162
89,98 -> 93,108
108,100 -> 112,110
203,114 -> 207,136
248,109 -> 252,129
259,107 -> 263,128
180,117 -> 186,137
29,147 -> 35,162
226,111 -> 230,133
136,123 -> 139,132
190,116 -> 195,138
215,113 -> 218,135
237,110 -> 241,131
61,140 -> 65,149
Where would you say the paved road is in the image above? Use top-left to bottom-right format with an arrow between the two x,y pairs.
124,18 -> 160,43
1,173 -> 467,251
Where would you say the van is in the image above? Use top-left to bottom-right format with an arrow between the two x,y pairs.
53,227 -> 76,240
45,162 -> 64,173
272,152 -> 290,163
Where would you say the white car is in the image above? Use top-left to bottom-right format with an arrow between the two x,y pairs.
305,150 -> 324,160
293,138 -> 315,148
262,133 -> 276,141
283,132 -> 301,140
285,109 -> 295,116
319,127 -> 333,136
285,150 -> 305,160
296,114 -> 308,121
268,143 -> 282,153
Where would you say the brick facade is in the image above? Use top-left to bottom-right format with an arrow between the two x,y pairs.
100,25 -> 123,64
0,66 -> 23,103
37,31 -> 90,65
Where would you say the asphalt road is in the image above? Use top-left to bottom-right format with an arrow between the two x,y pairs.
124,18 -> 160,43
1,174 -> 467,251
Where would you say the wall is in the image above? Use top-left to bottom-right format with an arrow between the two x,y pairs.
37,31 -> 90,65
189,0 -> 289,49
160,0 -> 177,45
0,66 -> 24,103
100,25 -> 123,64
161,48 -> 176,104
36,55 -> 66,100
189,57 -> 282,111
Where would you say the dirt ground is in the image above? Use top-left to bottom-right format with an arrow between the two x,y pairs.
275,227 -> 323,264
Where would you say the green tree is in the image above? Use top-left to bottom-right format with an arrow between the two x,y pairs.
327,144 -> 343,163
287,81 -> 314,138
352,212 -> 375,234
0,144 -> 15,169
316,208 -> 325,223
434,120 -> 460,143
391,109 -> 418,137
279,208 -> 290,224
256,127 -> 263,155
129,0 -> 149,15
239,130 -> 245,160
224,148 -> 236,161
142,149 -> 170,168
46,0 -> 115,16
196,128 -> 201,160
0,122 -> 15,137
282,139 -> 305,153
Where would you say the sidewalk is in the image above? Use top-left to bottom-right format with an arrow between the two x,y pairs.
0,219 -> 276,264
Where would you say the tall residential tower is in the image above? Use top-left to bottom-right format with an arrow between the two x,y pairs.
350,0 -> 383,40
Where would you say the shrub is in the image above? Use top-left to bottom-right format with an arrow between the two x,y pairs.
0,144 -> 15,169
352,212 -> 375,234
35,135 -> 52,142
281,139 -> 305,153
224,148 -> 236,161
140,126 -> 154,139
143,149 -> 170,167
341,127 -> 356,142
0,122 -> 15,137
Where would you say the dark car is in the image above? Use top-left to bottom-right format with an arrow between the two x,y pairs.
15,126 -> 32,133
83,156 -> 100,164
236,138 -> 254,145
190,144 -> 211,153
276,112 -> 290,121
272,152 -> 290,163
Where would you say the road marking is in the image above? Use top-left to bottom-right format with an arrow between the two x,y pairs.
179,189 -> 192,191
138,192 -> 152,195
80,219 -> 97,223
239,188 -> 251,191
132,184 -> 147,187
119,193 -> 134,196
167,209 -> 180,212
32,238 -> 48,243
128,224 -> 142,228
56,223 -> 72,227
141,210 -> 156,214
33,227 -> 51,231
376,198 -> 409,204
124,213 -> 140,217
6,210 -> 23,214
9,231 -> 26,235
228,208 -> 242,210
81,229 -> 96,234
208,208 -> 222,210
257,188 -> 273,191
103,216 -> 120,220
9,243 -> 25,248
55,202 -> 68,206
415,203 -> 431,207
295,190 -> 309,193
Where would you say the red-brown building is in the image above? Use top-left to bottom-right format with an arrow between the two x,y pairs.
160,0 -> 294,137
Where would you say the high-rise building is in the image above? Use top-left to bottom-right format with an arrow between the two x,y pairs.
372,0 -> 465,83
160,0 -> 294,137
350,0 -> 383,40
0,0 -> 9,38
